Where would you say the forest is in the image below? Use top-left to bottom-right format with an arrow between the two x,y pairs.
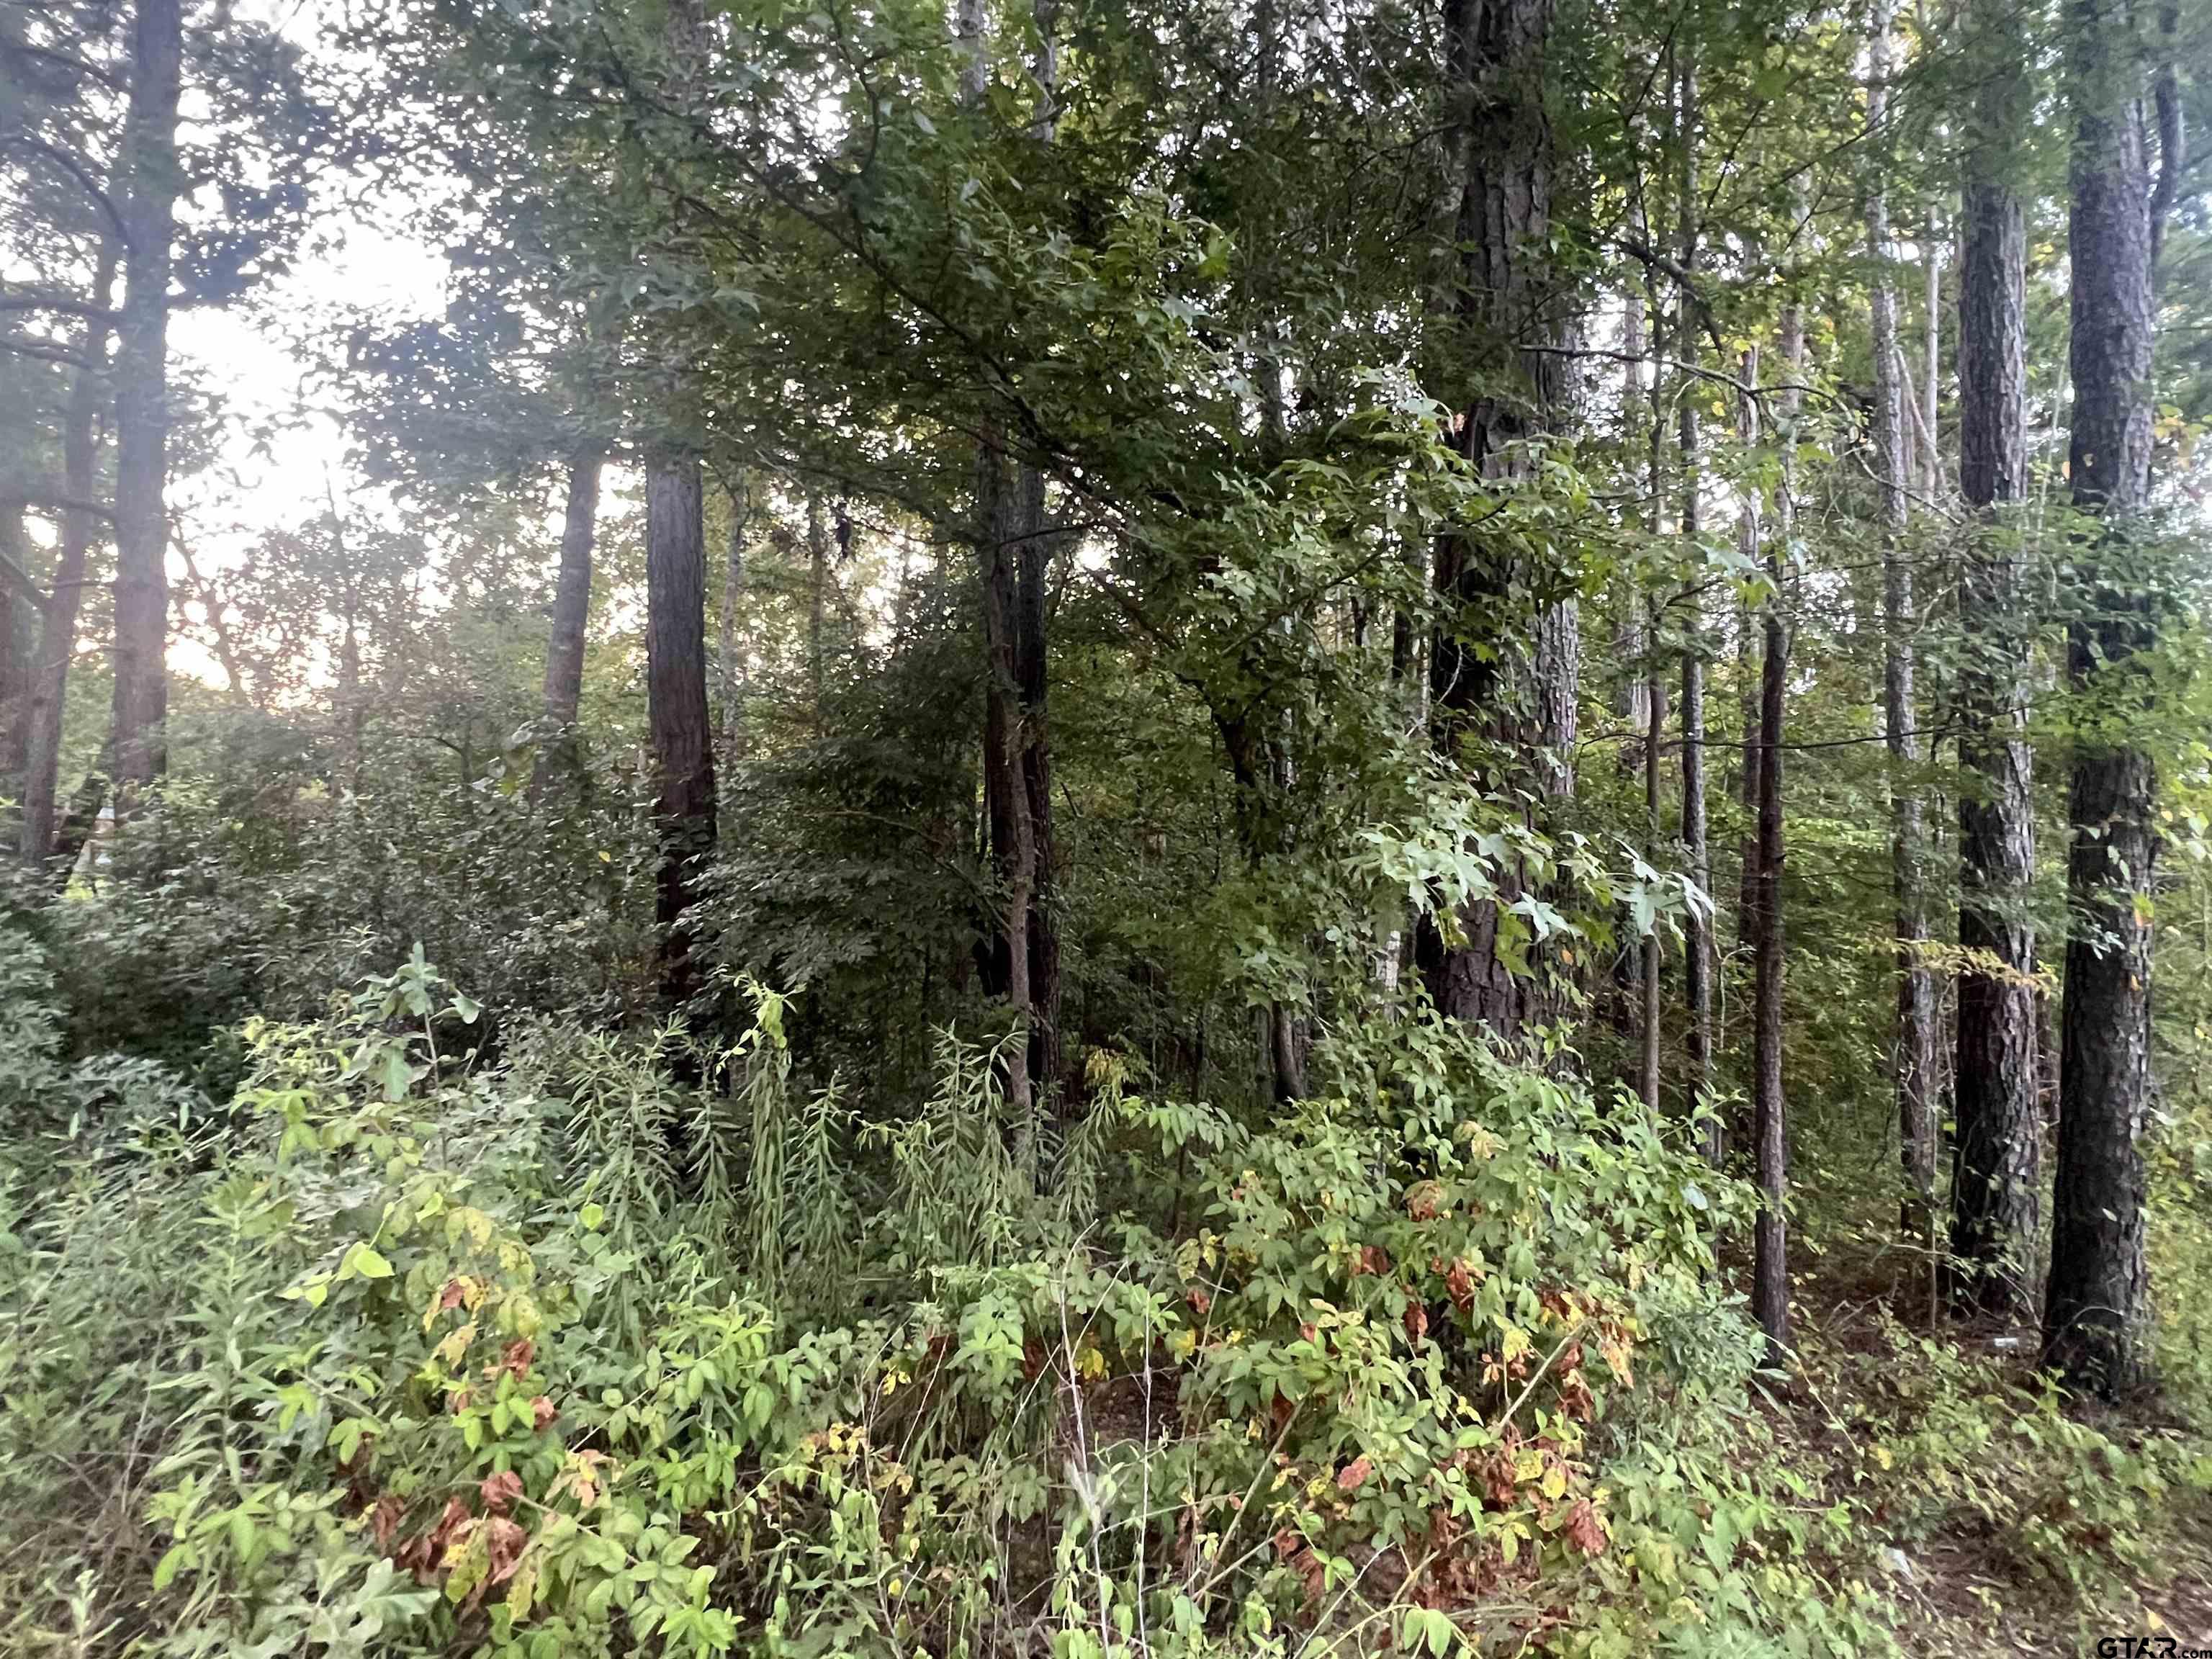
3,0 -> 2212,1648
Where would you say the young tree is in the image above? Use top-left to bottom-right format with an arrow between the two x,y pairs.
1752,307 -> 1802,1365
17,246 -> 113,866
1675,51 -> 1713,1141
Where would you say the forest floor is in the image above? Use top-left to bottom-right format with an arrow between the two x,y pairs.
1785,1239 -> 2212,1653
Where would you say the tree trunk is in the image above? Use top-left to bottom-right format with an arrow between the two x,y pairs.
1640,277 -> 1668,1114
108,0 -> 184,811
646,458 -> 718,1012
1420,0 -> 1565,1038
21,248 -> 118,866
1735,347 -> 1762,958
1676,53 -> 1713,1145
0,506 -> 37,796
805,491 -> 828,719
2046,0 -> 2162,1394
1923,206 -> 1943,501
531,449 -> 603,800
960,0 -> 1065,1120
976,439 -> 1039,1121
718,471 -> 748,765
1949,0 -> 2041,1319
1866,0 -> 1938,1231
1752,302 -> 1805,1366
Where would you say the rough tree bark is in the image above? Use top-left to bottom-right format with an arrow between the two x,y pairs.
531,450 -> 603,800
21,247 -> 118,866
2045,0 -> 2166,1395
646,458 -> 719,1011
1866,0 -> 1938,1229
642,0 -> 718,1015
1417,0 -> 1569,1038
109,0 -> 184,811
1949,0 -> 2041,1319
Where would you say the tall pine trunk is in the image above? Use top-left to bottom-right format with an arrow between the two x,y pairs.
1950,0 -> 2041,1318
21,248 -> 117,866
1866,0 -> 1938,1228
109,0 -> 184,810
2045,0 -> 2164,1394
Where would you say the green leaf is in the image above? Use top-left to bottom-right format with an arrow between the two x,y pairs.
343,1242 -> 395,1281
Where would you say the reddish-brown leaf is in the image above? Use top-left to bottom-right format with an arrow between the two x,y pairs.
479,1470 -> 523,1515
1564,1498 -> 1607,1557
1337,1454 -> 1372,1491
485,1515 -> 528,1584
1444,1259 -> 1478,1315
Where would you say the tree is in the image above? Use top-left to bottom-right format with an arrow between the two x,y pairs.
1949,0 -> 2041,1318
107,0 -> 181,808
2044,0 -> 2170,1394
17,245 -> 112,866
1751,305 -> 1802,1365
639,0 -> 717,1015
646,457 -> 718,1011
1416,0 -> 1573,1038
1864,0 -> 1936,1229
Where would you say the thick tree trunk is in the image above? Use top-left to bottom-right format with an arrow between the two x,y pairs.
646,459 -> 719,1012
1421,0 -> 1566,1037
109,0 -> 184,811
1752,303 -> 1805,1366
1950,0 -> 2041,1318
1866,0 -> 1938,1229
2046,0 -> 2162,1394
21,248 -> 117,866
531,450 -> 603,800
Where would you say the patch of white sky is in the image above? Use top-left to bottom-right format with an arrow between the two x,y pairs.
161,0 -> 458,683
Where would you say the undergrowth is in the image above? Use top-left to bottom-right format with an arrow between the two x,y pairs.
0,932 -> 2200,1655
